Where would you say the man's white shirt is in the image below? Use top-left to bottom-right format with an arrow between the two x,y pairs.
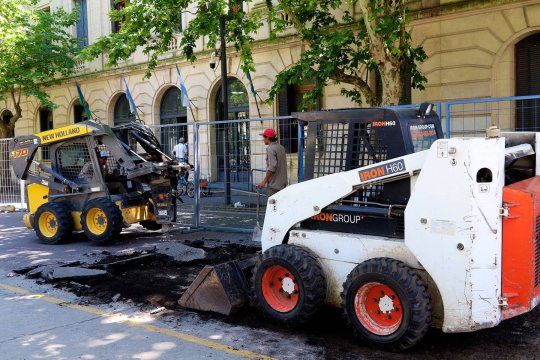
173,143 -> 188,161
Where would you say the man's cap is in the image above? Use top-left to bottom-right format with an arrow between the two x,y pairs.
260,128 -> 277,138
99,150 -> 110,158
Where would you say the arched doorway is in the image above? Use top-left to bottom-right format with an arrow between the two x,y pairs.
160,87 -> 187,156
1,110 -> 14,137
73,104 -> 86,123
214,77 -> 250,183
113,93 -> 135,126
516,33 -> 540,130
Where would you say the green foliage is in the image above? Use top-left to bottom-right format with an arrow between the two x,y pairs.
85,0 -> 427,107
0,0 -> 79,112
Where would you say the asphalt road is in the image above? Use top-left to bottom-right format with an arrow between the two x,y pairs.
1,212 -> 539,359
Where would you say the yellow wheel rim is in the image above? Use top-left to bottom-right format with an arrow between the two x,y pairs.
85,208 -> 108,235
38,211 -> 59,238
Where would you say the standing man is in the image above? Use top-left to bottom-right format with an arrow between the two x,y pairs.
173,137 -> 189,163
256,128 -> 287,197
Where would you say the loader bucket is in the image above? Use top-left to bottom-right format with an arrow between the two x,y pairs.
178,258 -> 257,315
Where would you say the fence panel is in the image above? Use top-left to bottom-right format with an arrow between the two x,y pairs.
3,96 -> 539,228
149,122 -> 197,228
0,138 -> 24,208
445,95 -> 540,137
150,116 -> 298,231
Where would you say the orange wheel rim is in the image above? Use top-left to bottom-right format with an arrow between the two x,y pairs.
354,282 -> 403,335
261,265 -> 299,313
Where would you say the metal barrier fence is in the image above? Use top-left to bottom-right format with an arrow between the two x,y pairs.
445,95 -> 540,137
149,116 -> 300,231
1,95 -> 540,228
0,138 -> 24,208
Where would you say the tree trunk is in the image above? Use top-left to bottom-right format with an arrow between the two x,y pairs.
379,64 -> 402,106
0,88 -> 23,139
356,0 -> 404,106
0,122 -> 14,138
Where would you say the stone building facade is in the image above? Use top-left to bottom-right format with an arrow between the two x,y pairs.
2,0 -> 540,182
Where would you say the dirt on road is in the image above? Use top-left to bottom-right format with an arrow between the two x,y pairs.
2,212 -> 539,359
13,239 -> 540,360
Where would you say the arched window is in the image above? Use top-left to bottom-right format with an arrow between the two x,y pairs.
73,104 -> 86,123
1,110 -> 13,137
113,93 -> 135,126
214,77 -> 250,182
516,33 -> 540,130
160,87 -> 188,156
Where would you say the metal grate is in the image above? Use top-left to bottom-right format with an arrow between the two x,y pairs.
349,122 -> 387,203
97,144 -> 119,175
0,139 -> 22,206
534,216 -> 540,286
57,142 -> 93,181
349,122 -> 388,168
314,122 -> 349,177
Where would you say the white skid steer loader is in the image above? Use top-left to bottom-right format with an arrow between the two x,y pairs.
180,104 -> 540,350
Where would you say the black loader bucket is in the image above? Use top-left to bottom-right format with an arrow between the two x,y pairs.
178,257 -> 258,315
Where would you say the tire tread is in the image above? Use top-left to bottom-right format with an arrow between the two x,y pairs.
341,258 -> 431,351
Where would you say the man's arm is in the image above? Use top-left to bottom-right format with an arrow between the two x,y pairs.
257,147 -> 277,189
256,170 -> 274,189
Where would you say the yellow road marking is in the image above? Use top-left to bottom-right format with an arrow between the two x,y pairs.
0,283 -> 274,360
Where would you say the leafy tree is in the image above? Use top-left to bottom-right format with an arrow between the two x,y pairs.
0,0 -> 79,138
85,0 -> 426,108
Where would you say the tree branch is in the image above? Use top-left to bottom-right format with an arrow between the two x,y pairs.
9,85 -> 22,129
330,70 -> 377,106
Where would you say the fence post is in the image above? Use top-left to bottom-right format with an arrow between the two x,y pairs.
297,120 -> 304,182
193,123 -> 200,228
445,101 -> 452,138
19,180 -> 26,209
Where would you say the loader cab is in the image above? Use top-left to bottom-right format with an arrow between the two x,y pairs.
297,104 -> 443,238
50,134 -> 136,198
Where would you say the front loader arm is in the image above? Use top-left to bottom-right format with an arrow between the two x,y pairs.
260,151 -> 429,251
9,135 -> 41,180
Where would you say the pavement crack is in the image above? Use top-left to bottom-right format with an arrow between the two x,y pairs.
0,315 -> 102,345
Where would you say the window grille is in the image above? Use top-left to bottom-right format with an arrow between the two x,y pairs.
56,142 -> 93,181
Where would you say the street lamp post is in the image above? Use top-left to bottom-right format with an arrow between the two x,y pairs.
219,14 -> 232,205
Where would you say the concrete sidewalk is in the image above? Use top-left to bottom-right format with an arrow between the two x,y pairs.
0,280 -> 269,360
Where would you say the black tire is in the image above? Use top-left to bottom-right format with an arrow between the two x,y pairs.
177,183 -> 185,196
140,220 -> 162,231
187,182 -> 195,198
341,258 -> 431,351
81,197 -> 123,245
34,202 -> 72,245
252,244 -> 326,325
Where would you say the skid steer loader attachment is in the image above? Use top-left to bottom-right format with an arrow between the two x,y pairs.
178,257 -> 257,315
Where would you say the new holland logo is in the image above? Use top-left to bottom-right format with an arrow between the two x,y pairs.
41,127 -> 81,142
359,159 -> 406,182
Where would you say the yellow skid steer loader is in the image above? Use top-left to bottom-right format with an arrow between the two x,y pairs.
9,120 -> 186,245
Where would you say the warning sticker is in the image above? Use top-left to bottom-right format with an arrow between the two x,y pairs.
437,141 -> 448,158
